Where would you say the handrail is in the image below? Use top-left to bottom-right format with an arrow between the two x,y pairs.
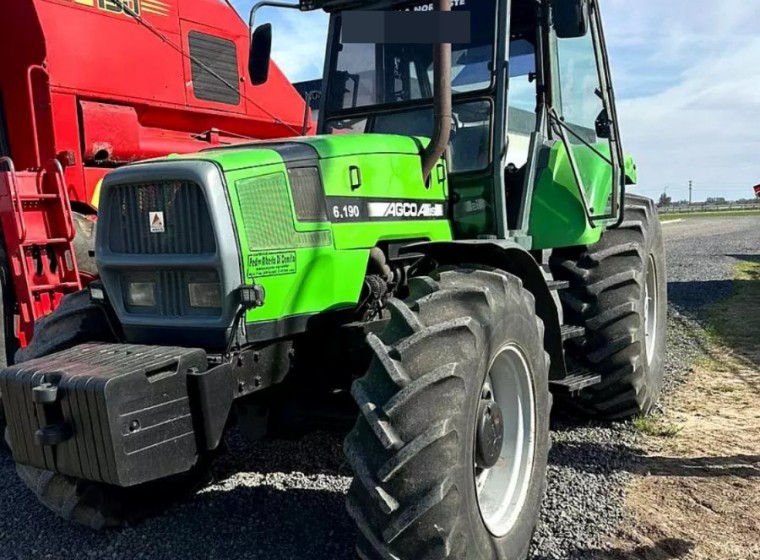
44,159 -> 76,241
0,156 -> 29,244
26,65 -> 49,169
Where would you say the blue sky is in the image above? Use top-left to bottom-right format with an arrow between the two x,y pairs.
234,0 -> 760,202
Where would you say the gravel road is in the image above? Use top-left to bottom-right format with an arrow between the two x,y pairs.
1,214 -> 759,560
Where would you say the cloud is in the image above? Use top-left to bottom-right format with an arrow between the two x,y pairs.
604,1 -> 760,200
230,0 -> 760,201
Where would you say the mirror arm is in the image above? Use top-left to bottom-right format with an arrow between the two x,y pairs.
249,1 -> 300,31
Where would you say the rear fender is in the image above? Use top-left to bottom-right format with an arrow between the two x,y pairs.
403,240 -> 566,380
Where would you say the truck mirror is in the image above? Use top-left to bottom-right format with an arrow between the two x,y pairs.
249,23 -> 272,85
553,0 -> 589,39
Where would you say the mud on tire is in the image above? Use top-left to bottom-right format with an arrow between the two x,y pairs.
549,194 -> 667,419
344,267 -> 551,560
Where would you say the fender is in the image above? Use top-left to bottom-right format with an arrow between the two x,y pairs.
403,240 -> 567,381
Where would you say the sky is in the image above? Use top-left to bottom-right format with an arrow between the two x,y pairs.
233,0 -> 760,202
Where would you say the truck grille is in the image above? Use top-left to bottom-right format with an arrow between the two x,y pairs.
108,181 -> 216,255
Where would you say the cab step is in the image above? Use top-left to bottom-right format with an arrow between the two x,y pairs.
549,370 -> 602,392
548,280 -> 570,291
560,324 -> 585,341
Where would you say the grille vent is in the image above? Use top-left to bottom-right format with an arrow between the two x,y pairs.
189,31 -> 240,105
108,181 -> 215,255
288,167 -> 327,222
236,172 -> 331,250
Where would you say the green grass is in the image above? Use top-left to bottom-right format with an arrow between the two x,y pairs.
705,261 -> 760,352
660,210 -> 760,221
632,415 -> 681,438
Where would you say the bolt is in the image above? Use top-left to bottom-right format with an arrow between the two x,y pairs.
128,420 -> 140,432
238,381 -> 245,393
253,376 -> 262,388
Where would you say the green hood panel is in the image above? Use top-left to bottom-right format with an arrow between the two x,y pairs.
166,134 -> 426,172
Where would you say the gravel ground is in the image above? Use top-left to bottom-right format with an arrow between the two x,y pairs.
1,214 -> 758,560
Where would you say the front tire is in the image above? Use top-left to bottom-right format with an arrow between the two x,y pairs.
10,290 -> 211,529
345,268 -> 550,560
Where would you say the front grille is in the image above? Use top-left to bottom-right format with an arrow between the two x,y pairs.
108,181 -> 215,255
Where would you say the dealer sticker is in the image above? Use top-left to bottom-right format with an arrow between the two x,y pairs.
149,211 -> 165,233
248,251 -> 297,278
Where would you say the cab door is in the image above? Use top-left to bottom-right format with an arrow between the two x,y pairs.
529,0 -> 625,249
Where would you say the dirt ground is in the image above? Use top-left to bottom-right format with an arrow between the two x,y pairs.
604,262 -> 760,560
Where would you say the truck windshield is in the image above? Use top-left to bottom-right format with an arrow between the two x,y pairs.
325,0 -> 496,113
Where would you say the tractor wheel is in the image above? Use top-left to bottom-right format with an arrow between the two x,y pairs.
7,442 -> 211,530
9,290 -> 212,529
72,211 -> 98,279
549,194 -> 667,419
0,249 -> 17,440
345,267 -> 550,560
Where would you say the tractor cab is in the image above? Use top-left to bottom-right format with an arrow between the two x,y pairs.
252,0 -> 627,246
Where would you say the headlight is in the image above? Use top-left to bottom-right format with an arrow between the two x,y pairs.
188,282 -> 221,308
127,282 -> 156,307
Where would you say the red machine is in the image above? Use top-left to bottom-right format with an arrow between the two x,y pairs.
0,0 -> 307,359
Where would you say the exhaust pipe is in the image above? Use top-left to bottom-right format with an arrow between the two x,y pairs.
420,0 -> 452,182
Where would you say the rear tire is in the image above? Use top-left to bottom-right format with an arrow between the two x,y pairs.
345,267 -> 550,560
9,290 -> 211,529
549,194 -> 667,418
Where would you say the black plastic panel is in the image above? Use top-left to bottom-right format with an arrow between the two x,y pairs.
1,343 -> 208,487
188,31 -> 240,105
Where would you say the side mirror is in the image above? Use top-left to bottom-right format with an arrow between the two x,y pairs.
553,0 -> 589,39
595,108 -> 611,139
249,23 -> 272,85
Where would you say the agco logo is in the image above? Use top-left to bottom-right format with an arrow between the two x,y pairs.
64,0 -> 170,18
368,201 -> 445,219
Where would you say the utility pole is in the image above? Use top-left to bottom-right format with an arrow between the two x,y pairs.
689,180 -> 693,205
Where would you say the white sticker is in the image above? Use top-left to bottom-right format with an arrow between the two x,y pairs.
149,211 -> 165,233
367,201 -> 444,219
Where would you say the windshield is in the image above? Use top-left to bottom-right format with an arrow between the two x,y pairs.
325,0 -> 496,113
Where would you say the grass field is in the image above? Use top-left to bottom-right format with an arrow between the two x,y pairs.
660,210 -> 760,220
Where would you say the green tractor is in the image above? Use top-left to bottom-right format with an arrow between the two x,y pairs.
1,0 -> 667,557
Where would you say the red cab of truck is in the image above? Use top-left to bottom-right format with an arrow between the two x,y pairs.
0,0 -> 307,356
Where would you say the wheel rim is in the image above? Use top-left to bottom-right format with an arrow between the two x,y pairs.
475,344 -> 536,538
644,254 -> 658,366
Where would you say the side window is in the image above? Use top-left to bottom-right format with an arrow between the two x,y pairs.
506,39 -> 537,168
555,31 -> 603,144
508,39 -> 537,116
188,32 -> 240,105
551,10 -> 622,221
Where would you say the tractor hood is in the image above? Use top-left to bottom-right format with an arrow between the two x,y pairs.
170,134 -> 428,172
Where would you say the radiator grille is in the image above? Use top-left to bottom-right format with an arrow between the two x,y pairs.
236,172 -> 331,250
109,181 -> 215,255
